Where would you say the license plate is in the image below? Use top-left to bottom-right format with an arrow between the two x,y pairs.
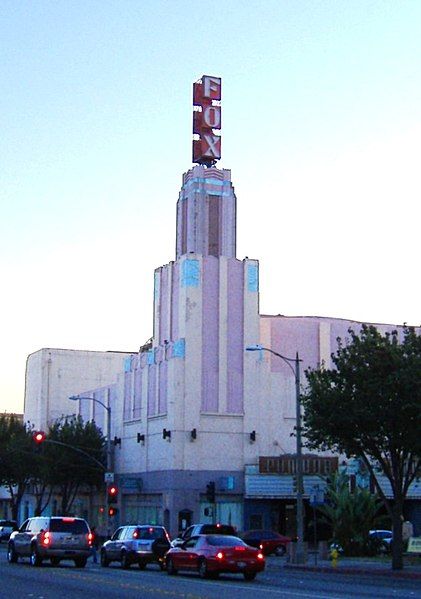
237,561 -> 246,568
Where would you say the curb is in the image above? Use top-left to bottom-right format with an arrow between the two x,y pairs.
283,563 -> 421,580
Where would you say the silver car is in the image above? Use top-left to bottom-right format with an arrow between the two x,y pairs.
101,525 -> 171,569
7,516 -> 92,567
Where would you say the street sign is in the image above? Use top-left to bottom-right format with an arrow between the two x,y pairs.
407,537 -> 421,554
309,485 -> 325,507
104,472 -> 114,483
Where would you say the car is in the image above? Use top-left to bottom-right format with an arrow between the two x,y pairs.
100,525 -> 171,569
7,516 -> 92,567
171,523 -> 236,547
240,529 -> 292,556
0,520 -> 18,542
368,529 -> 393,553
166,534 -> 265,581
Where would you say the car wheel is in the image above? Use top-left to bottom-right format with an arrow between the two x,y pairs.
30,546 -> 42,567
244,571 -> 257,581
198,558 -> 210,579
121,551 -> 130,569
7,543 -> 18,564
51,557 -> 60,567
74,557 -> 87,568
166,557 -> 178,575
274,545 -> 286,556
100,550 -> 109,567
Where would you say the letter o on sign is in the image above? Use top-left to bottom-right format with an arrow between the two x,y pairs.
203,105 -> 221,129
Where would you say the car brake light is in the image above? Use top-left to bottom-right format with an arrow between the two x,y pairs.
87,532 -> 93,545
41,531 -> 50,546
133,530 -> 139,538
62,517 -> 75,522
257,552 -> 264,560
216,552 -> 224,559
259,543 -> 263,549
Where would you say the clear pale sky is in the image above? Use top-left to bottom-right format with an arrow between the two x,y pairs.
1,1 -> 420,413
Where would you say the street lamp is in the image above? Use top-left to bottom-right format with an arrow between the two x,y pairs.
69,393 -> 113,533
246,344 -> 305,564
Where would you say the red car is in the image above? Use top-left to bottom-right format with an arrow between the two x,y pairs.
241,530 -> 292,556
165,534 -> 265,581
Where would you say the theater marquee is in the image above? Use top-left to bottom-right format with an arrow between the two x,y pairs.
192,75 -> 221,166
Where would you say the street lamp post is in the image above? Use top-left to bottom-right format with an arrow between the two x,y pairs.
69,393 -> 112,533
246,345 -> 305,564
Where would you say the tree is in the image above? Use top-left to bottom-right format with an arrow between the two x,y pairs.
45,415 -> 106,515
315,471 -> 387,556
301,325 -> 421,570
0,414 -> 39,521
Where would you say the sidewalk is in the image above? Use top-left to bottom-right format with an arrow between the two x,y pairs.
266,555 -> 421,580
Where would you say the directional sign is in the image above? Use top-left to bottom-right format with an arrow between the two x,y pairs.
104,472 -> 115,483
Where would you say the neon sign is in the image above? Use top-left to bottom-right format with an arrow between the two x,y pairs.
192,75 -> 221,166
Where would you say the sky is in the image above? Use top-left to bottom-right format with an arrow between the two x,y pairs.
1,0 -> 421,413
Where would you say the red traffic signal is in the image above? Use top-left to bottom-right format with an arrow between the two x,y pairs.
107,484 -> 118,504
108,506 -> 118,517
33,431 -> 46,444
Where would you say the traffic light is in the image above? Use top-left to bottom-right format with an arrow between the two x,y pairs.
107,484 -> 118,504
32,431 -> 46,452
292,475 -> 298,494
32,431 -> 46,444
206,481 -> 216,503
108,506 -> 119,518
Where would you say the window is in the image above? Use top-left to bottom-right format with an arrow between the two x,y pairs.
111,527 -> 124,541
206,535 -> 244,547
49,518 -> 88,534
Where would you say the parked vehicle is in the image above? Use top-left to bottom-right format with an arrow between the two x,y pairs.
240,529 -> 292,556
100,525 -> 171,569
7,516 -> 92,567
166,534 -> 265,581
368,529 -> 393,553
171,523 -> 236,547
0,520 -> 18,542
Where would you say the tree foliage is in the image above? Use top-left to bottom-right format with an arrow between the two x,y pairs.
316,471 -> 387,556
45,415 -> 106,515
301,325 -> 421,570
0,414 -> 39,520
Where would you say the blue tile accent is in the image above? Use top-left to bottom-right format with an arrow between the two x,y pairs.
173,338 -> 186,358
147,349 -> 155,365
182,259 -> 200,287
124,357 -> 132,372
247,264 -> 259,292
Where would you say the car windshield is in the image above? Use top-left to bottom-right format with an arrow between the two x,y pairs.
135,527 -> 164,539
200,525 -> 236,535
49,519 -> 88,534
206,535 -> 245,547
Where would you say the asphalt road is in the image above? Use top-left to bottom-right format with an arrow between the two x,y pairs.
0,547 -> 420,599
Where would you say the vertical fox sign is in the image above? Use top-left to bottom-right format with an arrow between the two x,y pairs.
192,75 -> 221,166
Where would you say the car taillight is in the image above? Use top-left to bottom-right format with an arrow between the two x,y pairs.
62,517 -> 75,522
259,543 -> 263,549
216,552 -> 224,559
257,552 -> 264,560
87,532 -> 93,545
41,531 -> 50,546
234,546 -> 245,551
133,530 -> 139,538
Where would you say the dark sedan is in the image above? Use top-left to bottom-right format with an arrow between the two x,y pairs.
241,529 -> 292,556
165,534 -> 265,581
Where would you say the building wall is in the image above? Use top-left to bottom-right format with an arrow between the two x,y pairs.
24,348 -> 134,430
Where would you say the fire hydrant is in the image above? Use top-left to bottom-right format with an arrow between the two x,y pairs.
330,546 -> 339,567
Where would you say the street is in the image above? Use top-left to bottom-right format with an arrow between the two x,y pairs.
0,547 -> 420,599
